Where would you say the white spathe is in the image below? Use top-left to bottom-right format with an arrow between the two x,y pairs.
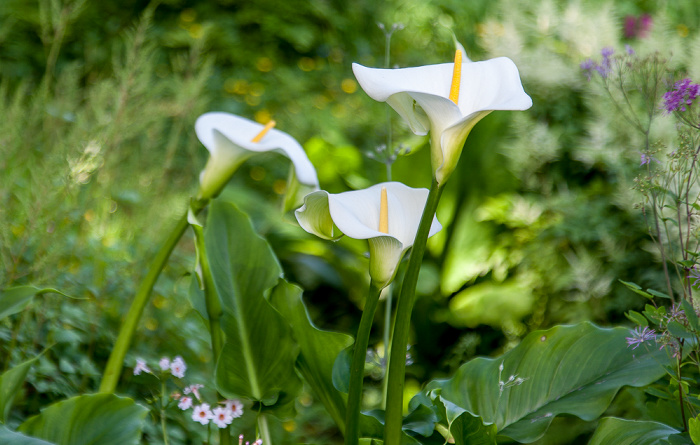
295,182 -> 442,287
353,55 -> 532,185
195,112 -> 319,199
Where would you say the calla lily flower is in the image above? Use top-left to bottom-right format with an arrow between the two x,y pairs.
352,52 -> 532,185
195,112 -> 319,200
295,182 -> 442,287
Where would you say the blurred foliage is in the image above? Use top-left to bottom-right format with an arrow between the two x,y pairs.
1,0 -> 700,442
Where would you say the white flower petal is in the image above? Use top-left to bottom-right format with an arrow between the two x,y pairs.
295,191 -> 341,241
195,112 -> 319,199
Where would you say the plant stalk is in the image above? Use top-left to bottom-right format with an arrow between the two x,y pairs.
258,413 -> 272,445
345,281 -> 383,445
99,200 -> 206,393
384,179 -> 442,444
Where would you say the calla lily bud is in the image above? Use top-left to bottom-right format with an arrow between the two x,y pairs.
295,182 -> 442,288
352,47 -> 532,186
195,112 -> 319,200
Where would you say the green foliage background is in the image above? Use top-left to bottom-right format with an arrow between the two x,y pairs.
1,0 -> 700,442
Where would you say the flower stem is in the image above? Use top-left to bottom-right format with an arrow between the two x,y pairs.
161,378 -> 171,445
345,281 -> 383,445
383,179 -> 442,445
99,200 -> 207,393
258,413 -> 272,445
381,285 -> 392,408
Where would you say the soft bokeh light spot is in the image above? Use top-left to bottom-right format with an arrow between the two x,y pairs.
250,166 -> 266,181
677,24 -> 689,37
254,109 -> 271,124
256,57 -> 273,72
180,8 -> 196,23
341,78 -> 357,94
298,57 -> 315,71
273,179 -> 287,194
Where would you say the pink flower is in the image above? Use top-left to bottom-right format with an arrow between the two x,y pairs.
159,357 -> 171,371
184,384 -> 204,401
224,399 -> 244,418
212,406 -> 234,429
178,396 -> 193,410
170,356 -> 186,378
191,403 -> 213,425
133,358 -> 151,376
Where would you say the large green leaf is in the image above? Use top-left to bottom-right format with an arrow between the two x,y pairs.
429,322 -> 670,443
205,200 -> 301,406
0,286 -> 78,320
18,394 -> 147,445
0,426 -> 54,445
269,280 -> 353,432
589,418 -> 680,445
435,397 -> 497,445
0,355 -> 41,423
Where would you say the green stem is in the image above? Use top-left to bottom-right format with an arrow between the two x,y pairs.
258,413 -> 272,445
345,281 -> 383,445
381,285 -> 392,409
99,201 -> 206,393
161,379 -> 170,445
384,179 -> 442,445
191,214 -> 230,445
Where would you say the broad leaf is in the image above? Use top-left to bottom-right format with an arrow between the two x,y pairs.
0,286 -> 77,320
589,417 -> 680,445
269,280 -> 353,432
0,426 -> 54,445
18,394 -> 147,445
429,322 -> 671,442
205,201 -> 301,407
435,397 -> 497,445
0,355 -> 41,423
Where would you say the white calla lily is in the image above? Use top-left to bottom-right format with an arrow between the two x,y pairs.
195,112 -> 319,200
295,182 -> 442,287
352,51 -> 532,185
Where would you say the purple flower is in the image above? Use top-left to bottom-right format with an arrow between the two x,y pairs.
663,78 -> 700,113
639,14 -> 653,37
624,16 -> 637,38
595,47 -> 614,78
624,14 -> 653,39
625,44 -> 635,55
580,58 -> 596,81
688,265 -> 700,288
626,326 -> 656,349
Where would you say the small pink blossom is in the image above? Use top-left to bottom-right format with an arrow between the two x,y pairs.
159,357 -> 171,371
170,356 -> 186,378
224,399 -> 244,418
184,384 -> 204,401
192,403 -> 213,425
212,406 -> 234,428
178,396 -> 193,410
133,358 -> 151,376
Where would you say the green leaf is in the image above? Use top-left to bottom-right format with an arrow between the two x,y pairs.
269,280 -> 353,432
690,415 -> 700,445
0,286 -> 79,320
0,355 -> 41,423
682,300 -> 699,331
648,289 -> 672,300
435,396 -> 497,445
332,346 -> 352,394
619,280 -> 653,300
18,394 -> 147,445
625,310 -> 648,327
428,322 -> 671,443
205,200 -> 301,407
589,418 -> 680,445
0,426 -> 54,445
668,321 -> 694,339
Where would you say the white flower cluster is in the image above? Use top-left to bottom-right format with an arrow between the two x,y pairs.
132,357 -> 244,429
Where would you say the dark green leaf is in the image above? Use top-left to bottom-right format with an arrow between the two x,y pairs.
626,310 -> 648,327
332,346 -> 352,394
682,300 -> 699,331
435,396 -> 497,445
205,201 -> 301,407
18,394 -> 147,445
619,280 -> 653,300
668,321 -> 694,339
648,289 -> 672,300
429,322 -> 671,443
589,418 -> 680,445
0,286 -> 84,320
0,355 -> 41,423
269,280 -> 353,432
0,426 -> 54,445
